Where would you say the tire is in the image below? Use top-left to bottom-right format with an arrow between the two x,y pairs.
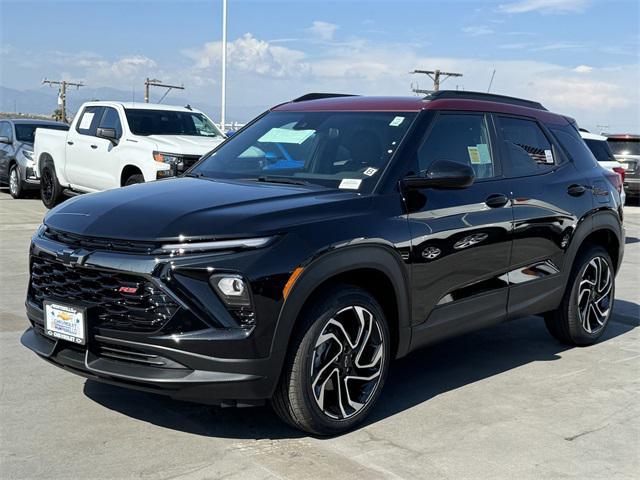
272,284 -> 391,436
544,245 -> 615,346
40,163 -> 65,209
8,164 -> 23,199
124,174 -> 144,186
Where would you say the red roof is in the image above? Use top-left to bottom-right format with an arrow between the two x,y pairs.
274,95 -> 568,125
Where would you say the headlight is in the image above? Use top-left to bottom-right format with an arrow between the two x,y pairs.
153,151 -> 182,165
158,236 -> 273,255
22,149 -> 34,162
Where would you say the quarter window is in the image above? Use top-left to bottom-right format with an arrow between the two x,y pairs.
496,116 -> 556,177
75,106 -> 104,136
0,122 -> 12,141
417,114 -> 496,180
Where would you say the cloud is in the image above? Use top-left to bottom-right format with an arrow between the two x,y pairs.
462,26 -> 495,36
498,0 -> 589,14
532,42 -> 584,51
184,33 -> 310,78
308,21 -> 338,40
573,65 -> 593,73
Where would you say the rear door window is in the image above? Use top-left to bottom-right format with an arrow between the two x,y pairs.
496,116 -> 557,177
75,106 -> 104,136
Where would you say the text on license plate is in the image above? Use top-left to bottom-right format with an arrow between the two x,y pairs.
44,301 -> 86,345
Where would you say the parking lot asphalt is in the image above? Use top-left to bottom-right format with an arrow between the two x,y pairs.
0,190 -> 638,480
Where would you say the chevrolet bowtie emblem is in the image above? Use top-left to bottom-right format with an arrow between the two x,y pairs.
55,248 -> 88,267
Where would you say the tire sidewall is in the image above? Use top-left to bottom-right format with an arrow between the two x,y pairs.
566,246 -> 615,344
296,288 -> 391,434
9,165 -> 21,199
40,163 -> 62,209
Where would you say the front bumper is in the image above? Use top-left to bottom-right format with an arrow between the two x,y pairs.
20,231 -> 293,404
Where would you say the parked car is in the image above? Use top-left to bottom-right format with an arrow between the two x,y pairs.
607,134 -> 639,199
580,130 -> 626,204
22,91 -> 624,435
0,119 -> 69,198
34,102 -> 226,208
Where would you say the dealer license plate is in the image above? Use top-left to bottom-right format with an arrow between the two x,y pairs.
44,301 -> 86,345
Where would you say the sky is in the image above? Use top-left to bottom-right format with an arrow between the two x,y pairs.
1,0 -> 639,131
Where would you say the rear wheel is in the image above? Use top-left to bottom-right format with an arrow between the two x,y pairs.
544,245 -> 614,346
124,174 -> 144,186
272,285 -> 390,435
40,163 -> 65,209
9,164 -> 23,199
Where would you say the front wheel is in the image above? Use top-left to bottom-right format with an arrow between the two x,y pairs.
272,285 -> 390,435
545,245 -> 615,346
40,163 -> 65,209
9,164 -> 23,199
124,174 -> 144,186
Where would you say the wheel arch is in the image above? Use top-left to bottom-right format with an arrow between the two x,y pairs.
270,244 -> 412,363
120,165 -> 143,186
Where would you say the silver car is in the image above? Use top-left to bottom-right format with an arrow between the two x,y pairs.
0,119 -> 69,198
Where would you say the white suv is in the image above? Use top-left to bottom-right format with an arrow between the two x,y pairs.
580,130 -> 626,205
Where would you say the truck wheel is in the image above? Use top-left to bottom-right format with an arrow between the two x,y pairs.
9,164 -> 23,199
272,285 -> 390,436
124,174 -> 144,186
544,245 -> 615,346
40,163 -> 65,209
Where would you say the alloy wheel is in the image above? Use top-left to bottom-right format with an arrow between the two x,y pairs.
577,256 -> 613,334
310,305 -> 384,420
9,168 -> 18,196
41,169 -> 53,203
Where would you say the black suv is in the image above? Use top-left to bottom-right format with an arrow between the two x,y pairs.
22,91 -> 625,435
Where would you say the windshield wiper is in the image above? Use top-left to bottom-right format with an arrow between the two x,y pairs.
256,175 -> 312,186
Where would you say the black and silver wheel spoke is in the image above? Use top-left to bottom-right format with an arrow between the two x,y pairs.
578,256 -> 613,334
311,306 -> 384,420
9,169 -> 18,196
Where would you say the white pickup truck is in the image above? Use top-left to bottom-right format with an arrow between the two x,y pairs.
34,101 -> 225,208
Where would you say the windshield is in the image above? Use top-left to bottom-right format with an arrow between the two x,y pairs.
584,139 -> 615,162
125,109 -> 222,137
190,111 -> 417,193
607,139 -> 640,156
16,124 -> 68,143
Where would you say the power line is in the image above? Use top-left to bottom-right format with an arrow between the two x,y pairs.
144,78 -> 184,103
42,79 -> 84,122
410,69 -> 463,93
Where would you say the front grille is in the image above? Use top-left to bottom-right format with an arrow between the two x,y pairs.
177,155 -> 202,175
29,256 -> 179,332
43,227 -> 159,254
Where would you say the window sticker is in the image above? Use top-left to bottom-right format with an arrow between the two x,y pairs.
257,128 -> 315,144
339,178 -> 362,190
79,112 -> 94,130
363,167 -> 378,176
389,116 -> 405,127
467,146 -> 481,164
544,149 -> 554,164
476,144 -> 492,165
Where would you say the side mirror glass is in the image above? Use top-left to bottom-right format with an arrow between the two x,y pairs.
0,136 -> 11,144
402,159 -> 475,190
96,127 -> 118,145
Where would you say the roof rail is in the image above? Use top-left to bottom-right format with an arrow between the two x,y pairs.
424,90 -> 547,111
292,93 -> 359,103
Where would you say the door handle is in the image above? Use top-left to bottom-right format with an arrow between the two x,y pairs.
567,184 -> 587,196
67,141 -> 74,145
90,144 -> 98,149
485,193 -> 509,208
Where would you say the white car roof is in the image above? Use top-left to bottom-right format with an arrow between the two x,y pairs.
81,101 -> 204,114
580,131 -> 608,141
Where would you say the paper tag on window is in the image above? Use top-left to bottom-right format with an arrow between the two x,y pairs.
389,116 -> 405,127
468,146 -> 481,164
339,178 -> 362,190
476,144 -> 492,165
79,112 -> 94,130
363,167 -> 378,176
258,128 -> 315,144
544,149 -> 554,164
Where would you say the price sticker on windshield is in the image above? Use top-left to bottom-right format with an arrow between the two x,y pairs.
339,179 -> 362,190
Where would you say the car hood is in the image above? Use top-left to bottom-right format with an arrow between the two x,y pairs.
149,135 -> 224,156
44,178 -> 368,241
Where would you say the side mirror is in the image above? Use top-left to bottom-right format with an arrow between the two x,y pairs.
96,127 -> 118,145
402,159 -> 475,190
0,136 -> 11,144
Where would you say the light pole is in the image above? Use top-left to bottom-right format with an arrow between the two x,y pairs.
220,0 -> 227,131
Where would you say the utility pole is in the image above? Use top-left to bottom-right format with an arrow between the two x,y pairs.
220,0 -> 228,131
410,69 -> 463,93
144,78 -> 184,103
42,79 -> 84,122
